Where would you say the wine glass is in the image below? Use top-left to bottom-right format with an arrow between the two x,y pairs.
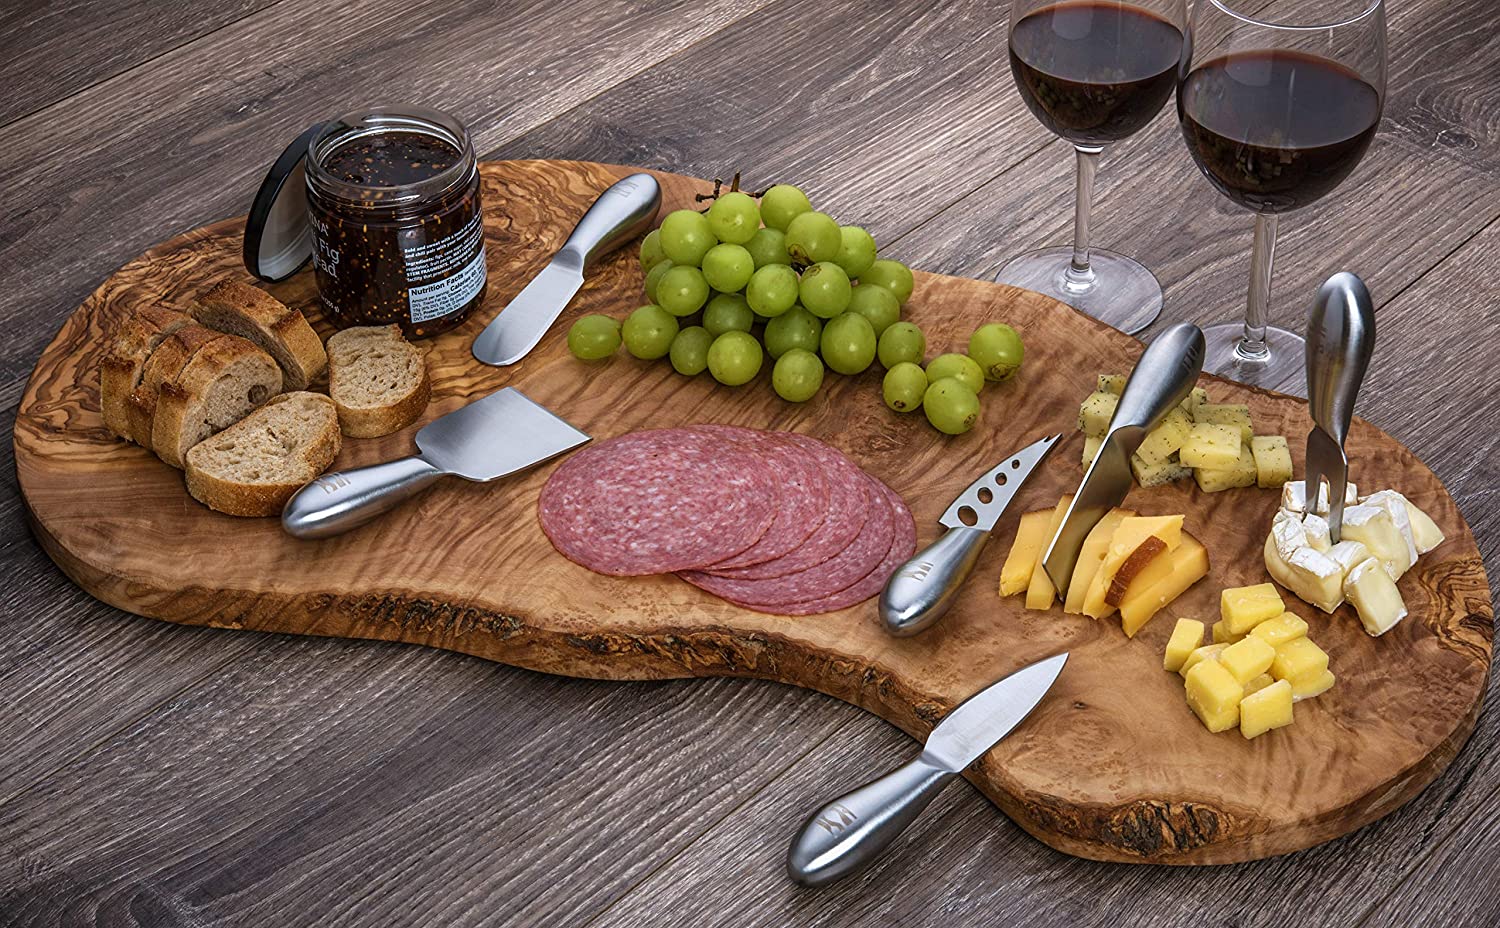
1177,0 -> 1386,390
1000,0 -> 1188,335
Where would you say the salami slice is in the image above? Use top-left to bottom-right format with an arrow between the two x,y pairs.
539,428 -> 777,576
699,433 -> 868,580
679,473 -> 894,606
694,425 -> 829,571
771,480 -> 917,615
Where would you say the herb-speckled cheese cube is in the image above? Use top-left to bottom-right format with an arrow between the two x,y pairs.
1192,443 -> 1257,492
1097,373 -> 1128,395
1137,408 -> 1194,466
1083,434 -> 1103,467
1250,435 -> 1293,488
1078,391 -> 1119,438
1130,452 -> 1192,488
1179,423 -> 1242,470
1194,403 -> 1254,442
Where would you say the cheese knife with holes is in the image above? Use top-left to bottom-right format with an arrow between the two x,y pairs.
879,434 -> 1061,637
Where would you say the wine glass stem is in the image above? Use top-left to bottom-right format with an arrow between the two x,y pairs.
1239,212 -> 1280,362
1064,144 -> 1104,294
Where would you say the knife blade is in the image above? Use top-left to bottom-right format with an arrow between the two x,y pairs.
786,652 -> 1068,887
1303,272 -> 1374,542
472,172 -> 661,366
1041,322 -> 1204,593
880,434 -> 1061,637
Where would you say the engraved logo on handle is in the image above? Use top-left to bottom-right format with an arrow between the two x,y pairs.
314,474 -> 351,494
813,803 -> 859,835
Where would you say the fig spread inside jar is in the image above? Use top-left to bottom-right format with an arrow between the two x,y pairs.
306,107 -> 487,339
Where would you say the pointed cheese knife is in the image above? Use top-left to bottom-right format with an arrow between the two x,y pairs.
472,173 -> 662,366
786,652 -> 1068,887
1041,322 -> 1204,594
1303,272 -> 1374,542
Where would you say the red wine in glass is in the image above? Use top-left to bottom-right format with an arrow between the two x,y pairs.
1009,2 -> 1185,146
1178,51 -> 1382,213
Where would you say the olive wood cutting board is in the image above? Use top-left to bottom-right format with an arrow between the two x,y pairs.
15,159 -> 1493,865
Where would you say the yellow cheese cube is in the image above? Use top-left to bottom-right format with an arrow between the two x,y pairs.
1193,443 -> 1257,493
1211,619 -> 1242,644
1179,643 -> 1227,679
1249,612 -> 1309,648
1219,636 -> 1277,684
1240,679 -> 1294,739
1097,373 -> 1127,394
1119,534 -> 1209,636
1063,508 -> 1132,615
1000,509 -> 1055,596
1136,408 -> 1194,466
1181,386 -> 1209,417
1025,496 -> 1072,610
1179,423 -> 1242,470
1250,435 -> 1293,489
1271,637 -> 1329,683
1185,660 -> 1243,733
1289,668 -> 1336,701
1078,391 -> 1118,438
1194,403 -> 1254,442
1221,583 -> 1284,634
1130,452 -> 1193,488
1083,434 -> 1103,467
1163,618 -> 1205,672
1243,673 -> 1275,696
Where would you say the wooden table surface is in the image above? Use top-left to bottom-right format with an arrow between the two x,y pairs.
1,1 -> 1496,925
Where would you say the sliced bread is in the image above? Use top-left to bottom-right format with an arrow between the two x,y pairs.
185,392 -> 342,516
99,306 -> 194,439
326,324 -> 430,438
152,334 -> 284,468
123,323 -> 222,447
192,279 -> 328,390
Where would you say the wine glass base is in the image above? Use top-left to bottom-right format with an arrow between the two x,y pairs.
1203,323 -> 1307,396
994,247 -> 1163,336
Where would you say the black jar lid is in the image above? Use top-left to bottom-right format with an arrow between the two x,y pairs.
243,123 -> 323,283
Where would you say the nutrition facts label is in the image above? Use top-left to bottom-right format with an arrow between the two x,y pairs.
404,212 -> 487,323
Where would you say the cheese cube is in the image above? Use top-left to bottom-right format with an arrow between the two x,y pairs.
1402,496 -> 1446,554
1185,660 -> 1243,733
1243,673 -> 1275,696
1270,509 -> 1309,560
1220,636 -> 1277,684
1194,403 -> 1254,442
1179,643 -> 1227,679
1078,391 -> 1118,438
1249,612 -> 1309,648
1270,637 -> 1328,683
1327,539 -> 1372,577
1137,408 -> 1194,466
1193,443 -> 1257,493
1212,618 -> 1242,644
1179,423 -> 1242,470
1131,452 -> 1192,488
1181,386 -> 1209,417
1097,373 -> 1127,394
1344,557 -> 1409,636
1221,582 -> 1284,633
1240,680 -> 1294,739
1250,435 -> 1293,488
1000,509 -> 1055,596
1282,480 -> 1359,515
1341,504 -> 1414,580
1290,669 -> 1336,701
1301,514 -> 1333,552
1083,434 -> 1103,467
1362,490 -> 1420,567
1164,618 -> 1205,672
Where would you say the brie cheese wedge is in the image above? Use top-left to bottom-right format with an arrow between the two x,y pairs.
1281,480 -> 1359,516
1344,557 -> 1409,636
1361,490 -> 1420,567
1301,513 -> 1333,552
1262,533 -> 1344,613
1341,504 -> 1414,580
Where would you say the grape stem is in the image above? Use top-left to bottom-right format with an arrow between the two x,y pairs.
694,171 -> 772,209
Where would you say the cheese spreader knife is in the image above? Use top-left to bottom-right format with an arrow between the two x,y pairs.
786,652 -> 1068,887
1041,322 -> 1205,593
1303,272 -> 1374,542
472,172 -> 662,366
281,387 -> 589,538
879,433 -> 1061,637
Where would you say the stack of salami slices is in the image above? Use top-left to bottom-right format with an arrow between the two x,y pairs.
539,425 -> 916,615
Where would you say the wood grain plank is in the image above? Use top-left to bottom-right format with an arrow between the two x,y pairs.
0,635 -> 855,927
0,0 -> 281,125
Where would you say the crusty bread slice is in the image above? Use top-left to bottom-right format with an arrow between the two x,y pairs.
123,323 -> 221,447
185,392 -> 342,517
192,279 -> 327,390
152,333 -> 283,468
326,324 -> 430,438
99,306 -> 194,439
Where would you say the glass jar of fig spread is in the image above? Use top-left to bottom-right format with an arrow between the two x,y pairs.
303,106 -> 486,338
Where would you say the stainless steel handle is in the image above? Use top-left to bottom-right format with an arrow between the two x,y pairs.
281,456 -> 446,539
786,755 -> 955,887
1108,322 -> 1206,448
554,173 -> 662,272
1306,272 -> 1375,448
879,525 -> 990,637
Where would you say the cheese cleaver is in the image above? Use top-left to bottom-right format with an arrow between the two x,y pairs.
1041,322 -> 1204,593
472,173 -> 662,366
281,387 -> 589,539
1303,272 -> 1374,542
786,652 -> 1067,887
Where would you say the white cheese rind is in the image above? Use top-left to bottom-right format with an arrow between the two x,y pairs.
1302,514 -> 1333,552
1262,532 -> 1343,613
1281,480 -> 1360,515
1327,540 -> 1371,577
1341,504 -> 1413,580
1361,490 -> 1419,567
1344,557 -> 1409,636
